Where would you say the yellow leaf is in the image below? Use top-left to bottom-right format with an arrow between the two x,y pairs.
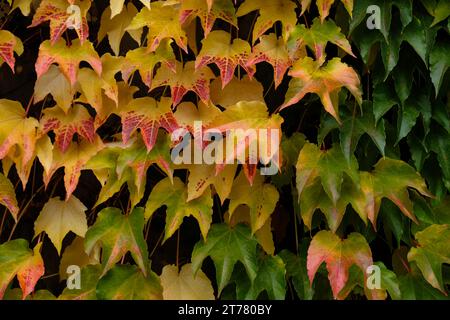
59,236 -> 99,280
99,3 -> 142,55
160,264 -> 215,300
34,196 -> 88,255
34,65 -> 74,114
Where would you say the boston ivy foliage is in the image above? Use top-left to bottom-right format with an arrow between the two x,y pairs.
0,0 -> 449,300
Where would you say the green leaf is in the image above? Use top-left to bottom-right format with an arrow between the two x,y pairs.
287,18 -> 355,63
84,207 -> 149,277
408,224 -> 450,293
429,40 -> 450,97
96,264 -> 162,300
399,267 -> 449,300
279,247 -> 314,300
339,101 -> 386,162
296,143 -> 359,206
191,223 -> 258,294
145,177 -> 213,241
236,254 -> 287,300
373,83 -> 399,123
0,240 -> 44,299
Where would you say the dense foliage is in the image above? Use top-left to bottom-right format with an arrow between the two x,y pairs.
0,0 -> 449,300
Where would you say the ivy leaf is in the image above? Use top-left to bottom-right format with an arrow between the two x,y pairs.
206,100 -> 284,183
0,240 -> 44,300
185,163 -> 237,203
34,65 -> 74,114
280,57 -> 362,123
77,54 -> 124,112
228,171 -> 279,234
408,224 -> 450,294
180,0 -> 237,37
121,40 -> 176,90
59,265 -> 101,300
34,196 -> 88,255
373,82 -> 399,123
109,0 -> 150,19
296,142 -> 359,206
152,61 -> 215,105
0,99 -> 39,187
350,158 -> 432,227
425,0 -> 450,26
225,206 -> 275,255
399,266 -> 449,300
210,75 -> 264,107
247,33 -> 291,88
96,264 -> 162,300
191,223 -> 258,294
236,0 -> 297,42
339,101 -> 386,161
145,177 -> 213,241
43,137 -> 104,200
35,38 -> 102,87
84,207 -> 149,277
196,30 -> 255,87
307,230 -> 373,299
87,134 -> 173,207
7,0 -> 33,16
160,263 -> 215,300
98,3 -> 142,56
0,173 -> 19,221
287,19 -> 355,64
59,236 -> 99,280
120,97 -> 178,152
236,254 -> 286,300
30,0 -> 90,44
174,101 -> 222,131
41,104 -> 96,153
0,30 -> 23,72
127,1 -> 188,52
279,247 -> 315,300
429,40 -> 450,97
314,0 -> 353,22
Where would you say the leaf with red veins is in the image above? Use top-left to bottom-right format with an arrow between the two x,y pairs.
35,38 -> 102,87
41,104 -> 96,153
236,0 -> 297,42
152,61 -> 215,105
43,137 -> 104,200
247,33 -> 291,88
280,57 -> 362,123
29,0 -> 91,44
120,97 -> 179,152
307,230 -> 373,299
0,30 -> 24,72
180,0 -> 237,37
127,1 -> 188,53
121,40 -> 176,90
196,30 -> 255,87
